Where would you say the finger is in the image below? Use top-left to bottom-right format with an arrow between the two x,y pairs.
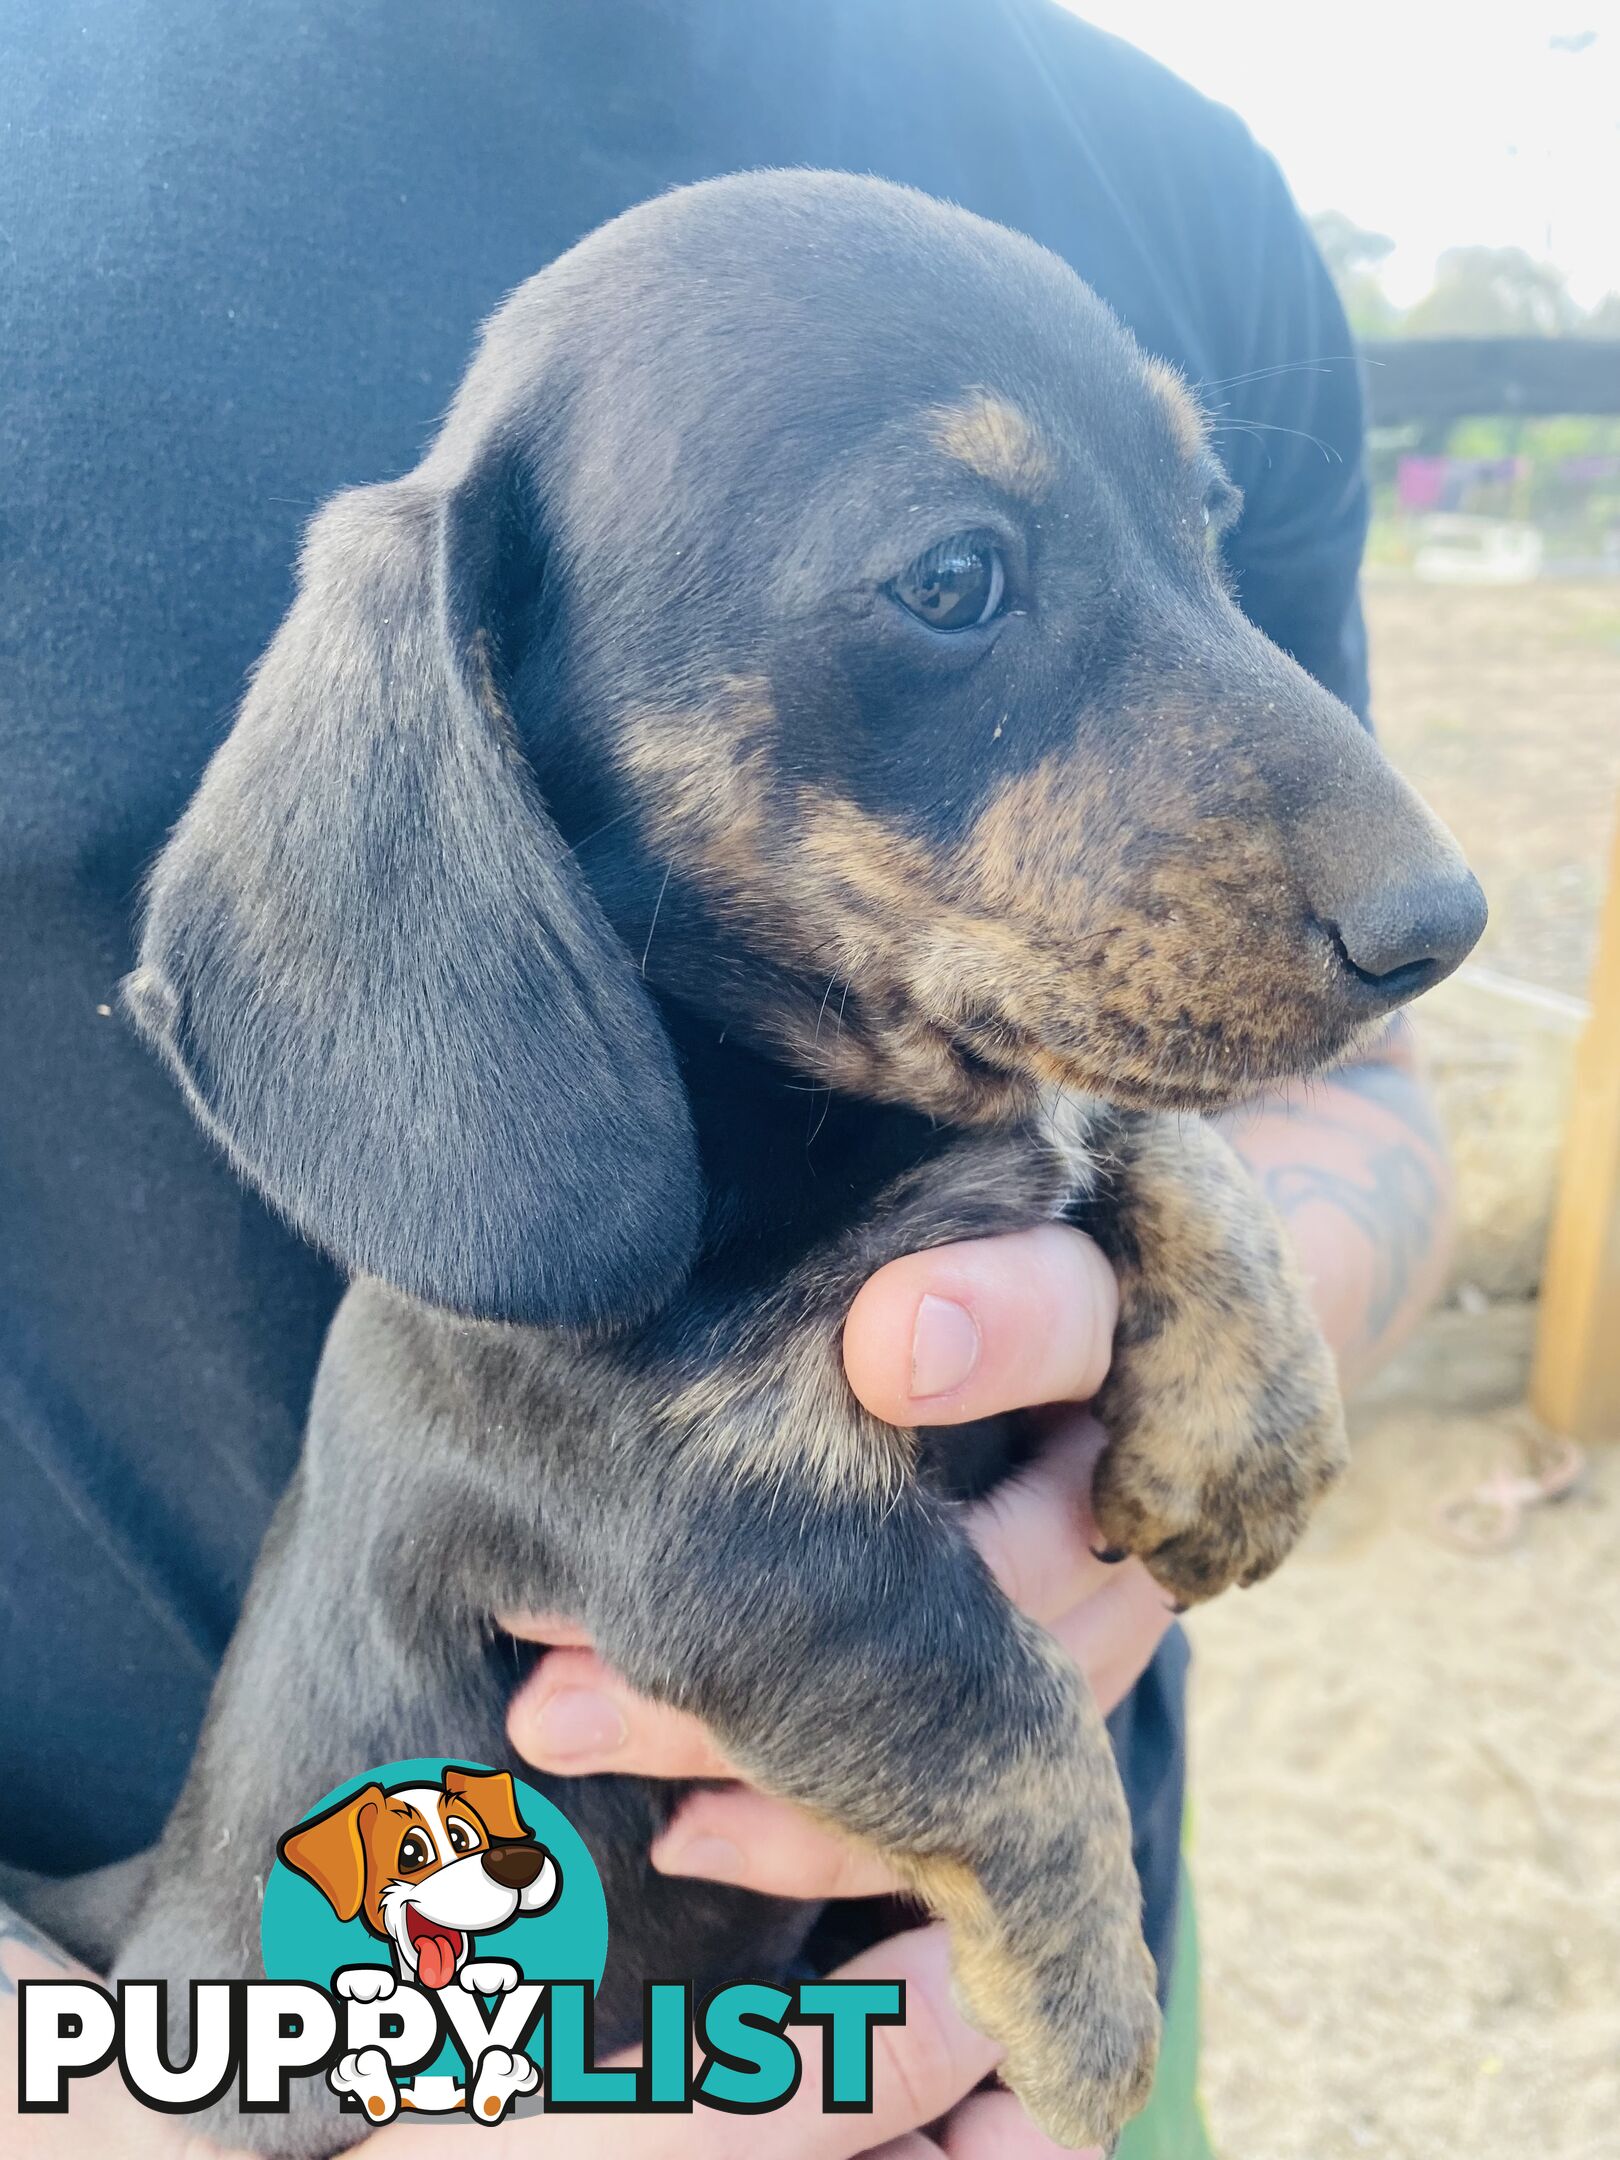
506,1647 -> 739,1779
652,1786 -> 900,1899
774,1926 -> 1002,2158
863,2139 -> 949,2159
963,1412 -> 1117,1624
942,2088 -> 1104,2159
842,1225 -> 1118,1428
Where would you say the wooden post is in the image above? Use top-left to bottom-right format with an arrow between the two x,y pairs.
1530,799 -> 1620,1441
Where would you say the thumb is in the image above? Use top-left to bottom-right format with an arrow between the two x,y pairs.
843,1224 -> 1118,1427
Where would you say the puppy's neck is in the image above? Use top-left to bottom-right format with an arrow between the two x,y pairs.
662,1003 -> 949,1283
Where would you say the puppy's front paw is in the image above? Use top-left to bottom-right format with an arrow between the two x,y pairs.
460,1958 -> 522,1995
1001,1988 -> 1160,2153
951,1907 -> 1160,2150
334,1965 -> 397,2004
1092,1327 -> 1346,1608
1089,1115 -> 1349,1609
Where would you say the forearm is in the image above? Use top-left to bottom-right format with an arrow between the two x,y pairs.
1217,1018 -> 1455,1394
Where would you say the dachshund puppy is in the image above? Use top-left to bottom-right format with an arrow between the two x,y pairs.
105,170 -> 1483,2152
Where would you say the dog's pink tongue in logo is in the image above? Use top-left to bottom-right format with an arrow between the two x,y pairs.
405,1908 -> 463,1990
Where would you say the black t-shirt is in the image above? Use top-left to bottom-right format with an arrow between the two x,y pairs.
0,0 -> 1366,1977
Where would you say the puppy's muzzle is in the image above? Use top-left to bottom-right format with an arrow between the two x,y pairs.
481,1842 -> 549,1890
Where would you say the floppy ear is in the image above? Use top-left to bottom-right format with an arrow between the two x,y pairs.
125,446 -> 702,1327
442,1767 -> 531,1845
277,1785 -> 382,1924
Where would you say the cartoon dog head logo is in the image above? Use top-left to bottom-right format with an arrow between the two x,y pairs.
277,1765 -> 562,1992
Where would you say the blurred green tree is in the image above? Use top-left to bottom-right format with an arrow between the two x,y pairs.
1401,246 -> 1582,338
1309,210 -> 1400,338
1577,292 -> 1620,340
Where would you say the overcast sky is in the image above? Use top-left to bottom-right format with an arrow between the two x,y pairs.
1065,1 -> 1620,307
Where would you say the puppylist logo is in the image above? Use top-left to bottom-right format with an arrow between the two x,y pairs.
19,1758 -> 904,2127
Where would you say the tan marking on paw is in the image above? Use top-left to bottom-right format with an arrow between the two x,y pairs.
895,1848 -> 1159,2149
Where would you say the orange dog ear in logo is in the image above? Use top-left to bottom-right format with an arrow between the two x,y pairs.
277,1783 -> 385,1923
443,1767 -> 531,1844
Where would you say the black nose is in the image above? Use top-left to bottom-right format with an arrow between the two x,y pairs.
1326,865 -> 1487,1007
481,1842 -> 547,1890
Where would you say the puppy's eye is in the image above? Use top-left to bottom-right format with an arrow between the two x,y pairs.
890,532 -> 1006,631
398,1831 -> 434,1872
446,1819 -> 477,1854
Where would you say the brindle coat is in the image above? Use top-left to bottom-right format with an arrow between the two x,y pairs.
58,173 -> 1482,2151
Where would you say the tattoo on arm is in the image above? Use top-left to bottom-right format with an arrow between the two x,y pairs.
1239,1043 -> 1453,1369
1262,1143 -> 1440,1342
1322,1051 -> 1445,1151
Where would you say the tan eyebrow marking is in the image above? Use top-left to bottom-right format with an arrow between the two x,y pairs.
928,392 -> 1054,501
1142,357 -> 1208,462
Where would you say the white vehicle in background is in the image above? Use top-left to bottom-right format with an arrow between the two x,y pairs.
1412,514 -> 1545,584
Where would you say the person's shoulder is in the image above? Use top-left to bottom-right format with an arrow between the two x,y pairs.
989,5 -> 1310,351
1019,3 -> 1268,172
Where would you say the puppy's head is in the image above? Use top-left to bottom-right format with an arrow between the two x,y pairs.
131,172 -> 1483,1323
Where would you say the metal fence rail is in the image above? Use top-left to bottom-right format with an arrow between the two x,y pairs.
1361,338 -> 1620,426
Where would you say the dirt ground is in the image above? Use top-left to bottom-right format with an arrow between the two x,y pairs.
1188,579 -> 1620,2160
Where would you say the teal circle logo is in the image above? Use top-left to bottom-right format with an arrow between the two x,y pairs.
261,1759 -> 607,2115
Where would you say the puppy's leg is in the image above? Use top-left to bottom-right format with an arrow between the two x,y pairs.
1081,1110 -> 1348,1606
591,1115 -> 1169,2155
591,1463 -> 1159,2152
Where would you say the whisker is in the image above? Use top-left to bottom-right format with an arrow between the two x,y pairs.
1208,415 -> 1342,464
813,973 -> 841,1050
807,1085 -> 833,1151
1195,353 -> 1357,396
1210,420 -> 1269,457
571,804 -> 639,855
640,860 -> 673,977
